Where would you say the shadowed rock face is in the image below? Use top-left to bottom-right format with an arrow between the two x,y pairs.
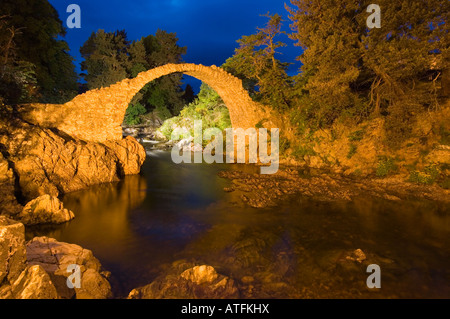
0,217 -> 112,299
0,217 -> 58,299
18,63 -> 280,142
26,236 -> 112,299
18,195 -> 75,225
0,117 -> 146,216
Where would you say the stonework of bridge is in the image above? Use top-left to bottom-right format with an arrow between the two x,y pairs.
19,63 -> 279,142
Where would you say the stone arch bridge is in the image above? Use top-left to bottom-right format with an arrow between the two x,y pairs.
19,63 -> 280,142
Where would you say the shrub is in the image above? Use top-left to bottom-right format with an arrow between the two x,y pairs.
439,125 -> 450,146
124,103 -> 147,125
376,156 -> 397,177
409,164 -> 441,185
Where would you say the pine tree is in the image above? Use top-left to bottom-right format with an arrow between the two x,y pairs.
80,30 -> 129,89
222,14 -> 292,111
287,0 -> 449,133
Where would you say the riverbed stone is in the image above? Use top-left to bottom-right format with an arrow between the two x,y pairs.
0,216 -> 27,285
26,236 -> 112,299
10,265 -> 59,299
17,195 -> 75,225
0,117 -> 146,203
128,263 -> 239,299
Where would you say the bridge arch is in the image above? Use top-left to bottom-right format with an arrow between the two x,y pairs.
21,63 -> 276,142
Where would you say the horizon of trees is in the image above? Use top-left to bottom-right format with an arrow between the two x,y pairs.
222,1 -> 449,147
1,0 -> 448,148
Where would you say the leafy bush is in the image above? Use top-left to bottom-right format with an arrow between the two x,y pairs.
409,164 -> 441,185
158,83 -> 231,142
124,103 -> 147,125
376,156 -> 397,177
159,117 -> 178,139
279,137 -> 291,155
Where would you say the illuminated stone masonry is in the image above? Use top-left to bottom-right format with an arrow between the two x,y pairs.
19,63 -> 281,142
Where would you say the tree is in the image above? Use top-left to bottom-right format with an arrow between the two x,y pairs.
80,28 -> 188,118
287,0 -> 449,132
139,30 -> 187,115
0,16 -> 37,105
0,0 -> 78,103
80,30 -> 129,89
182,84 -> 196,105
222,14 -> 292,111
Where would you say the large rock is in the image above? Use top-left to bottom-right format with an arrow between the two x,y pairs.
0,217 -> 59,299
0,117 -> 146,203
0,216 -> 27,285
17,195 -> 75,225
9,265 -> 59,299
104,136 -> 147,175
128,262 -> 239,299
26,236 -> 112,299
0,153 -> 22,218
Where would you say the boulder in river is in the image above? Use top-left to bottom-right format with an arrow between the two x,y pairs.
17,195 -> 75,225
26,236 -> 112,299
128,262 -> 239,299
0,217 -> 58,299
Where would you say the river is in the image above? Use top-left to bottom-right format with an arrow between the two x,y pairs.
26,147 -> 450,298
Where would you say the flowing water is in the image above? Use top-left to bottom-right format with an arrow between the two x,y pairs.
27,148 -> 450,298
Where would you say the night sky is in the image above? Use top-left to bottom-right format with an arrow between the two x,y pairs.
49,0 -> 302,89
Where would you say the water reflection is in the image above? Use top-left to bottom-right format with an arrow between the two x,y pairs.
26,150 -> 450,298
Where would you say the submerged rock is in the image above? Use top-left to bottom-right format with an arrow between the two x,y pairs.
128,262 -> 239,299
17,195 -> 75,225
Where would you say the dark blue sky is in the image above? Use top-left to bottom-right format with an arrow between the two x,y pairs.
49,0 -> 302,89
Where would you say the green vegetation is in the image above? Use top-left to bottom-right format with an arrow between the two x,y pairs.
80,29 -> 191,119
409,165 -> 441,185
279,137 -> 291,155
124,103 -> 147,125
438,126 -> 450,146
222,14 -> 292,111
158,84 -> 231,143
285,0 -> 448,145
292,145 -> 316,159
376,157 -> 398,177
0,0 -> 78,104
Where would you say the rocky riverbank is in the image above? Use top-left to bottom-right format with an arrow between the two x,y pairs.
0,114 -> 146,220
218,166 -> 450,208
0,216 -> 112,299
0,113 -> 145,299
